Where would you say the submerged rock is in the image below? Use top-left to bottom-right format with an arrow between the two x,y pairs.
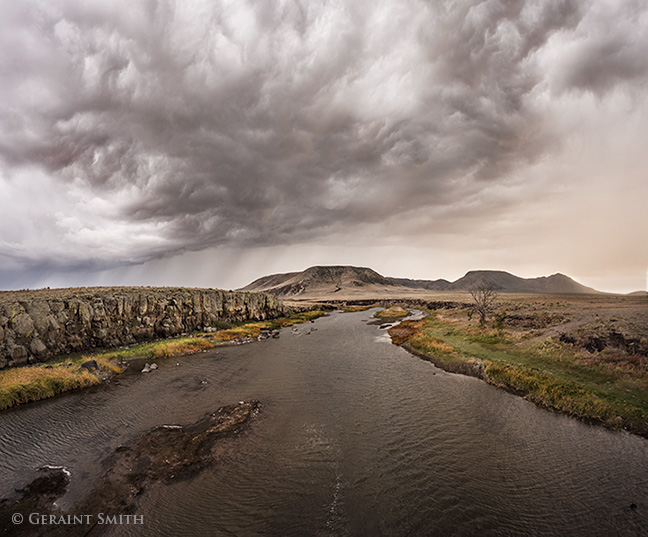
0,466 -> 70,535
0,401 -> 260,536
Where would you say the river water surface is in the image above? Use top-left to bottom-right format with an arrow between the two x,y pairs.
1,310 -> 647,536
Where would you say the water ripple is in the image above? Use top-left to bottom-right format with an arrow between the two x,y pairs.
1,311 -> 647,537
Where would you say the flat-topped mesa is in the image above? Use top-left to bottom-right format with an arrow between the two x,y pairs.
0,287 -> 285,369
240,265 -> 601,299
392,270 -> 599,294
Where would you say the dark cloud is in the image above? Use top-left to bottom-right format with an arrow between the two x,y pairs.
553,1 -> 648,95
0,0 -> 646,280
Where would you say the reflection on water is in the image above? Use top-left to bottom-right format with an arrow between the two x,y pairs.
1,310 -> 647,536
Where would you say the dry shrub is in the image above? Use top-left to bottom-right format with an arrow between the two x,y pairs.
578,349 -> 648,373
388,321 -> 420,345
411,335 -> 455,355
375,306 -> 408,318
0,367 -> 99,410
151,338 -> 213,358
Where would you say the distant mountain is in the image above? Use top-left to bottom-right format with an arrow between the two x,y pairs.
390,270 -> 599,294
240,266 -> 601,298
389,277 -> 452,290
240,265 -> 406,298
628,290 -> 648,297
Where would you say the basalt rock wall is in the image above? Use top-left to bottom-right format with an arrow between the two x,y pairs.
0,287 -> 285,369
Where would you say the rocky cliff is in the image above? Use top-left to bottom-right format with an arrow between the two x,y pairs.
0,287 -> 285,369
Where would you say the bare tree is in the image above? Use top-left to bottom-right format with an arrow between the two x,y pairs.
469,285 -> 498,326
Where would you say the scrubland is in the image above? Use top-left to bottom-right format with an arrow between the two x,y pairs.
387,294 -> 648,436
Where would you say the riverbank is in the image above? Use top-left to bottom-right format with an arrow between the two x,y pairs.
374,305 -> 408,318
2,305 -> 647,535
0,310 -> 327,411
0,287 -> 286,369
389,307 -> 648,438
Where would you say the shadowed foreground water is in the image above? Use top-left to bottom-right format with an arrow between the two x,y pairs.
1,310 -> 647,536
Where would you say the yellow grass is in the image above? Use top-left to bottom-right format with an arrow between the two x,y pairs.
343,305 -> 377,312
149,338 -> 213,358
391,312 -> 648,437
0,309 -> 329,411
0,365 -> 100,410
410,334 -> 455,354
374,306 -> 409,318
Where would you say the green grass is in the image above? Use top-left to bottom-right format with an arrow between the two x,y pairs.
0,309 -> 329,411
392,314 -> 648,437
265,309 -> 328,328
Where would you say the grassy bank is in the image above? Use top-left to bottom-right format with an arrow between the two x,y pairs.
0,310 -> 327,411
374,306 -> 409,318
342,305 -> 378,312
389,312 -> 648,437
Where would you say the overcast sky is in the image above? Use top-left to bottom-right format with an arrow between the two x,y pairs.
1,0 -> 647,293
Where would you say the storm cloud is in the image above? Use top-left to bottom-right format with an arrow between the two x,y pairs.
1,0 -> 647,290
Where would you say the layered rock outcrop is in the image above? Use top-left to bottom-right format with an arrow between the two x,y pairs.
0,287 -> 285,369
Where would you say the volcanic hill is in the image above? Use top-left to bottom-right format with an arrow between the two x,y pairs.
240,266 -> 406,299
240,266 -> 600,299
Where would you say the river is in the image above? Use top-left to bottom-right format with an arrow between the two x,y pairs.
1,309 -> 647,536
